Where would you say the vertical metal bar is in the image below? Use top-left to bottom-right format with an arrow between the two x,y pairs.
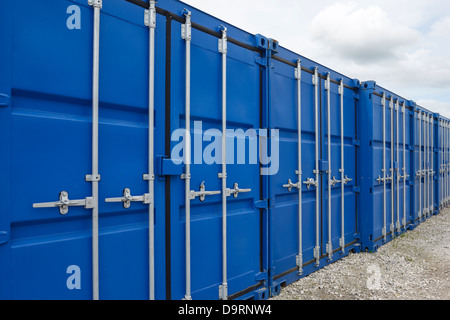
326,73 -> 332,260
147,0 -> 156,300
428,115 -> 431,213
443,121 -> 445,206
445,120 -> 447,205
425,114 -> 430,215
440,120 -> 442,207
418,113 -> 422,218
339,79 -> 345,253
390,98 -> 394,234
402,104 -> 406,228
424,113 -> 427,216
219,26 -> 228,300
182,9 -> 192,301
89,0 -> 101,301
382,93 -> 387,240
313,67 -> 320,266
431,116 -> 434,214
295,60 -> 303,273
446,121 -> 448,205
442,121 -> 444,207
396,101 -> 400,231
423,114 -> 426,216
442,121 -> 444,206
445,121 -> 447,205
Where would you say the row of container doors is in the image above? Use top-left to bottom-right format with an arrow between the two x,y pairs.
0,0 -> 358,300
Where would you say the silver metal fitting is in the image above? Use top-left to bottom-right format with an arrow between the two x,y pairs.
88,0 -> 102,9
144,6 -> 157,29
218,26 -> 228,54
181,9 -> 192,41
295,60 -> 302,80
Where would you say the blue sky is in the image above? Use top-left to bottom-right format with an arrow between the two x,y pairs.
183,0 -> 450,117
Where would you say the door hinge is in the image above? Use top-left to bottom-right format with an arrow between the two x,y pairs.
353,186 -> 361,193
255,271 -> 268,281
156,156 -> 183,176
254,199 -> 268,209
353,140 -> 361,146
254,199 -> 274,209
255,57 -> 268,67
319,160 -> 329,172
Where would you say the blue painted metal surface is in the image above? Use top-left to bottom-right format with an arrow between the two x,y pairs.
267,47 -> 361,295
1,0 -> 449,300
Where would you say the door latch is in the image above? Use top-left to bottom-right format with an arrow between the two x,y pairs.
342,176 -> 353,185
283,179 -> 301,192
330,177 -> 341,187
303,178 -> 318,189
105,188 -> 151,209
190,182 -> 221,202
33,191 -> 94,215
226,183 -> 251,198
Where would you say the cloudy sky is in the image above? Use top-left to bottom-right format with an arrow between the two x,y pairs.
183,0 -> 450,117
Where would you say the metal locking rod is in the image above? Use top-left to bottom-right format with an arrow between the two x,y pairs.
425,114 -> 429,215
443,121 -> 445,206
105,188 -> 150,208
418,113 -> 422,218
218,25 -> 228,300
181,8 -> 192,301
396,101 -> 400,231
295,59 -> 303,273
447,122 -> 449,205
313,67 -> 320,266
147,0 -> 157,300
430,116 -> 433,211
382,93 -> 387,240
426,115 -> 429,213
402,103 -> 407,228
89,0 -> 101,300
442,121 -> 444,206
339,79 -> 345,253
325,73 -> 333,260
445,121 -> 448,205
390,98 -> 394,235
439,121 -> 442,206
423,114 -> 426,216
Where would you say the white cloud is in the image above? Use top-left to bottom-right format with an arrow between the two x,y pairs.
417,99 -> 450,118
310,2 -> 420,63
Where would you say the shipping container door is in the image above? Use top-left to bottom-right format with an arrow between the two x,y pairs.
269,52 -> 359,291
320,75 -> 358,266
0,0 -> 166,299
167,14 -> 265,300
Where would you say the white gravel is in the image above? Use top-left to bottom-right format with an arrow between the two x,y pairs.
271,208 -> 450,300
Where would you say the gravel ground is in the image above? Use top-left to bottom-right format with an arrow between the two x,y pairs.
271,208 -> 450,300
